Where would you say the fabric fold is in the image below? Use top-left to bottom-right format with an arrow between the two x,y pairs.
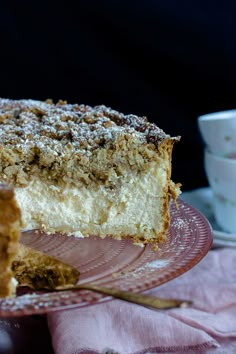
48,249 -> 236,354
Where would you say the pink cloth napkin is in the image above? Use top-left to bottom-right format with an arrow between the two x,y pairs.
47,248 -> 236,354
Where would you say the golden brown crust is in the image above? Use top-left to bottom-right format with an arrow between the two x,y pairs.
0,184 -> 22,238
0,184 -> 21,297
0,271 -> 15,298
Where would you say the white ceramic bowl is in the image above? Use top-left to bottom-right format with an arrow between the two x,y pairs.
204,149 -> 236,234
198,110 -> 236,157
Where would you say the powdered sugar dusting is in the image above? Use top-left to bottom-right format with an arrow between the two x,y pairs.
0,98 -> 180,186
131,259 -> 170,275
114,258 -> 171,280
0,98 -> 174,155
172,217 -> 189,230
144,259 -> 170,268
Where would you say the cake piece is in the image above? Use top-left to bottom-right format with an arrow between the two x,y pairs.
0,184 -> 79,297
12,243 -> 80,290
0,184 -> 21,297
0,98 -> 181,245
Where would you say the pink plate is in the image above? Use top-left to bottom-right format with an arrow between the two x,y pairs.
0,200 -> 212,317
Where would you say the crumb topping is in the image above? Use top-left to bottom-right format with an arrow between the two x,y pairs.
0,98 -> 173,147
0,98 -> 180,186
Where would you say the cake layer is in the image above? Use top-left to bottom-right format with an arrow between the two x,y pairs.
0,98 -> 181,245
15,159 -> 178,244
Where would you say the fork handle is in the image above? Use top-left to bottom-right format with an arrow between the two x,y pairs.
56,283 -> 191,309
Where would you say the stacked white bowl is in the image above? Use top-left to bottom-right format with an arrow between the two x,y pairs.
198,110 -> 236,234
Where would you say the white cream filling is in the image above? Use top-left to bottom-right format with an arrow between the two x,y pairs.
11,277 -> 18,288
14,161 -> 168,239
10,277 -> 18,295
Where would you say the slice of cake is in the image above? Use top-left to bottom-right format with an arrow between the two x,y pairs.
0,184 -> 21,297
12,243 -> 80,291
0,98 -> 181,245
0,184 -> 79,297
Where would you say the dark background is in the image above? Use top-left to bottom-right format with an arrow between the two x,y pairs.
1,0 -> 236,191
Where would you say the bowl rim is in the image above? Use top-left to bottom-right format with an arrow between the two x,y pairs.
198,109 -> 236,122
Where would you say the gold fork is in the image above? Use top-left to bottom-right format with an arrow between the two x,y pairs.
55,283 -> 192,310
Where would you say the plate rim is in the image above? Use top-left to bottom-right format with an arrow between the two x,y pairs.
0,200 -> 213,317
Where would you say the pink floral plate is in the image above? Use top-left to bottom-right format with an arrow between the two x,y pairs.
0,200 -> 212,317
